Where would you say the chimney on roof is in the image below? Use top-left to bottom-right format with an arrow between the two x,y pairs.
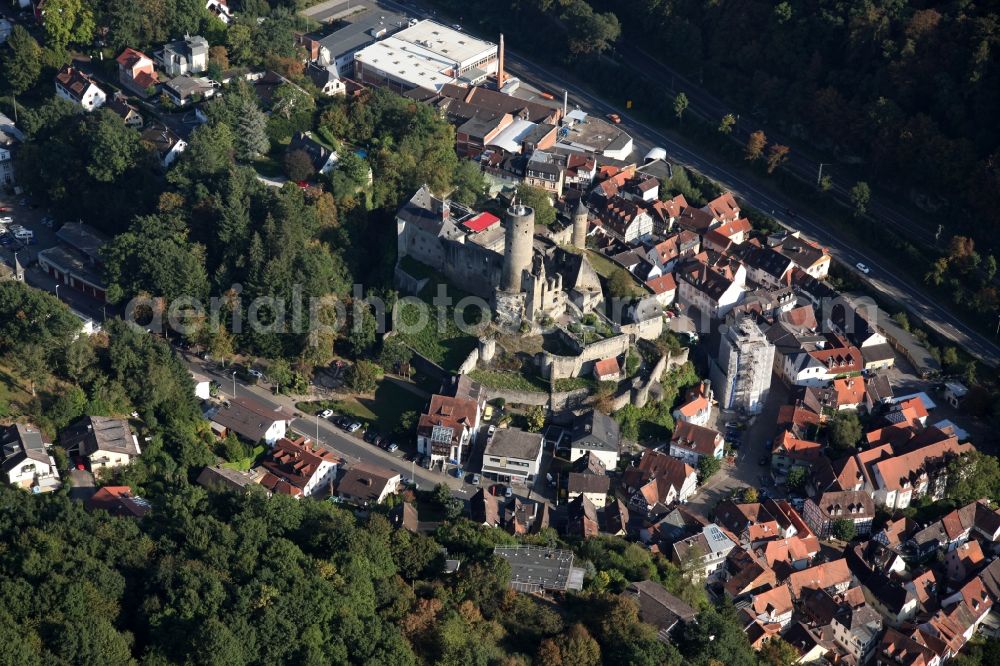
497,34 -> 505,88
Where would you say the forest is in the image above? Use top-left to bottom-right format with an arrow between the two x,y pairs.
427,0 -> 1000,246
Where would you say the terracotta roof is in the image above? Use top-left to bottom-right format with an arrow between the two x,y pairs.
807,344 -> 863,375
676,389 -> 708,418
594,356 -> 621,379
704,192 -> 740,223
774,430 -> 822,462
85,486 -> 150,517
670,421 -> 722,457
753,584 -> 793,617
878,628 -> 935,666
761,536 -> 816,567
645,273 -> 676,295
714,217 -> 752,239
781,304 -> 818,331
787,559 -> 852,598
623,449 -> 695,506
471,488 -> 500,525
949,539 -> 985,570
878,516 -> 916,548
832,377 -> 865,408
872,437 -> 970,492
260,437 -> 338,491
54,66 -> 101,102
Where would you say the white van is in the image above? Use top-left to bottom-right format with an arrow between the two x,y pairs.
13,229 -> 33,241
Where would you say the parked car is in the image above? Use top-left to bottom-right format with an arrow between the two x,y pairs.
606,113 -> 621,124
0,216 -> 12,224
319,409 -> 334,419
487,425 -> 496,437
346,421 -> 362,433
483,405 -> 494,421
333,416 -> 350,429
387,443 -> 398,453
855,262 -> 871,275
363,430 -> 379,443
472,473 -> 481,486
758,455 -> 770,466
248,368 -> 264,379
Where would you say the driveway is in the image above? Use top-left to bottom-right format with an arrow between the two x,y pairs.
686,376 -> 789,516
68,468 -> 96,502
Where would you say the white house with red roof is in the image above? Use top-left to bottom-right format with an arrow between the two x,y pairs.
258,436 -> 339,498
417,393 -> 482,464
673,381 -> 712,427
669,421 -> 724,466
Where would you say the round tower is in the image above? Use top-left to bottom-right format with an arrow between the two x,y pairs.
502,201 -> 534,293
571,198 -> 589,249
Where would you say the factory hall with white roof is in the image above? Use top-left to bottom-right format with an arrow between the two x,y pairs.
353,20 -> 498,92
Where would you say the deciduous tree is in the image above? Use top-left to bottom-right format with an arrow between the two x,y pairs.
745,130 -> 766,161
2,26 -> 42,95
766,143 -> 790,174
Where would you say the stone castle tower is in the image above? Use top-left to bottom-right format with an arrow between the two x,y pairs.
572,198 -> 589,249
502,201 -> 534,293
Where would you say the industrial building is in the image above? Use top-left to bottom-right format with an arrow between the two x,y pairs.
308,4 -> 412,74
711,316 -> 775,415
353,20 -> 497,92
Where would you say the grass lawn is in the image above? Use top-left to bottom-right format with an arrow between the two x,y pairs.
222,444 -> 265,472
253,155 -> 284,178
395,275 -> 485,372
297,380 -> 427,435
469,369 -> 548,392
553,377 -> 596,392
586,250 -> 620,279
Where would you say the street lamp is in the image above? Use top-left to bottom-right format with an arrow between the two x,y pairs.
231,370 -> 237,398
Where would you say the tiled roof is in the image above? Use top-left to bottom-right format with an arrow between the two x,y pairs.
645,273 -> 676,295
260,437 -> 338,491
787,558 -> 852,598
752,584 -> 793,617
594,356 -> 621,379
671,421 -> 722,457
872,437 -> 970,492
704,192 -> 740,223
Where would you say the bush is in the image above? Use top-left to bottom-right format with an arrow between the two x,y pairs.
697,455 -> 720,482
832,519 -> 857,542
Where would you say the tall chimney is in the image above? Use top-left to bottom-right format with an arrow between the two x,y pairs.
497,34 -> 505,88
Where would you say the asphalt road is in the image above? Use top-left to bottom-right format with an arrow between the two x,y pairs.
187,356 -> 474,496
616,44 -> 939,247
499,53 -> 1000,367
368,0 -> 1000,366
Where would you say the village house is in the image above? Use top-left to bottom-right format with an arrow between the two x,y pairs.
673,381 -> 712,427
116,47 -> 160,96
417,392 -> 482,466
672,523 -> 737,581
1,423 -> 60,493
158,35 -> 209,76
337,462 -> 400,506
803,490 -> 876,539
669,421 -> 724,466
207,395 -> 288,446
54,66 -> 106,110
482,428 -> 543,485
257,436 -> 339,498
623,449 -> 698,514
568,410 -> 621,470
61,416 -> 141,472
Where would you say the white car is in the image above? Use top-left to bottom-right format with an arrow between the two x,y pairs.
319,409 -> 334,419
0,216 -> 12,224
855,262 -> 871,274
248,368 -> 264,378
346,421 -> 362,432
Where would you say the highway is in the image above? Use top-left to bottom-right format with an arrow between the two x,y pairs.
615,44 -> 940,247
499,52 -> 1000,368
370,0 -> 1000,366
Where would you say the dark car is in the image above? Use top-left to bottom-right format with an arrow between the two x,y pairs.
363,429 -> 378,443
758,455 -> 770,466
